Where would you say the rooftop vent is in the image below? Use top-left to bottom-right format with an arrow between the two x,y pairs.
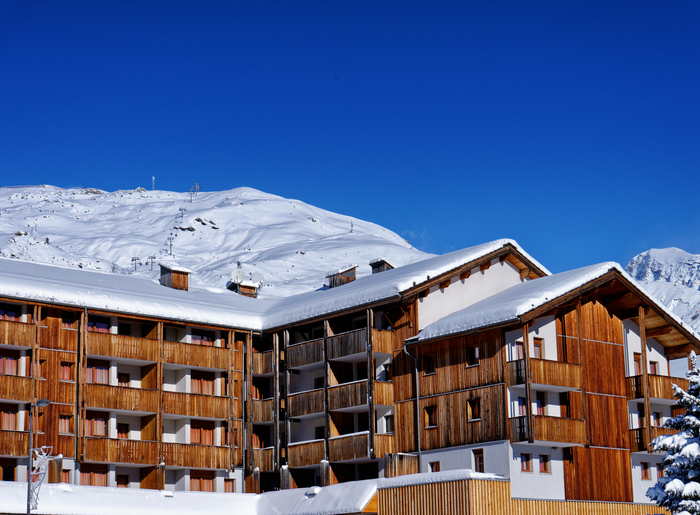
369,258 -> 394,274
159,263 -> 191,291
326,264 -> 357,288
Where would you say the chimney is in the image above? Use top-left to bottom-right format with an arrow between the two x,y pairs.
159,263 -> 191,291
326,265 -> 357,289
369,258 -> 394,274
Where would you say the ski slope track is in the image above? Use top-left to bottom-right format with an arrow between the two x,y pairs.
0,185 -> 430,298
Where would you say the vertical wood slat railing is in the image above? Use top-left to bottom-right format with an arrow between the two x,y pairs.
252,351 -> 274,375
253,447 -> 275,471
629,426 -> 677,453
163,391 -> 229,419
0,374 -> 33,402
287,439 -> 325,468
626,374 -> 689,401
163,340 -> 230,369
327,328 -> 367,360
533,416 -> 586,445
88,332 -> 159,361
252,398 -> 275,422
329,432 -> 369,462
287,388 -> 325,417
371,329 -> 394,355
374,433 -> 395,458
374,381 -> 394,406
84,437 -> 158,465
162,442 -> 230,469
507,359 -> 582,389
0,320 -> 36,347
328,380 -> 368,411
0,429 -> 29,456
86,384 -> 159,412
286,338 -> 324,369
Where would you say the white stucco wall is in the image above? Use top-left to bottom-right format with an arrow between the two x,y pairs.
631,453 -> 662,504
419,440 -> 510,478
624,321 -> 669,376
509,444 -> 566,500
418,258 -> 526,330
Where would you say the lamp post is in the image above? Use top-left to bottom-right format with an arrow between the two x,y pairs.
27,399 -> 50,515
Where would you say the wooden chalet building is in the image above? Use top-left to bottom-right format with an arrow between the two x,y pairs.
0,238 -> 698,510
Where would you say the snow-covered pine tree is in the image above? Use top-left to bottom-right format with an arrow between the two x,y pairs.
647,351 -> 700,514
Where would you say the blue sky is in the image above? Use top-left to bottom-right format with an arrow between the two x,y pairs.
1,1 -> 699,272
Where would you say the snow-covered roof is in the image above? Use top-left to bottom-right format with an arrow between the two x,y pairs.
409,261 -> 700,344
0,239 -> 548,331
159,262 -> 192,274
369,257 -> 393,266
325,264 -> 357,277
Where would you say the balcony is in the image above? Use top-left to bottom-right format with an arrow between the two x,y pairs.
0,320 -> 36,347
374,433 -> 395,458
509,415 -> 586,446
372,329 -> 394,355
328,380 -> 368,411
84,437 -> 157,465
286,338 -> 323,369
629,427 -> 678,453
252,447 -> 275,471
37,379 -> 75,405
88,332 -> 159,362
164,341 -> 230,370
329,432 -> 369,462
252,398 -> 274,423
374,381 -> 394,406
288,440 -> 325,468
163,391 -> 229,419
0,374 -> 33,402
507,359 -> 582,390
86,384 -> 158,413
252,351 -> 274,376
287,389 -> 324,418
0,429 -> 28,456
163,442 -> 230,469
626,374 -> 689,402
327,328 -> 367,360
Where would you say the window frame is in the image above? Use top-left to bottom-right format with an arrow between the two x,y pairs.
521,453 -> 531,473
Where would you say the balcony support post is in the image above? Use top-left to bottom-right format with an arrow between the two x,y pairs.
639,306 -> 652,450
522,323 -> 534,443
367,309 -> 375,460
272,332 -> 280,472
283,330 -> 291,484
156,321 -> 164,489
323,320 -> 330,461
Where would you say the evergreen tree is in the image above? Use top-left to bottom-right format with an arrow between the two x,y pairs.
647,351 -> 700,514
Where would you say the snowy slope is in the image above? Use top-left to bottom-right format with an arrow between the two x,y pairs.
626,248 -> 700,333
0,186 -> 430,298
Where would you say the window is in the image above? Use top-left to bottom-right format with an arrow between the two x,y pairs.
60,362 -> 74,381
385,414 -> 394,433
0,404 -> 18,430
518,397 -> 527,417
191,370 -> 215,395
467,398 -> 481,421
116,474 -> 129,488
559,392 -> 571,418
474,449 -> 484,473
634,353 -> 642,376
32,359 -> 45,379
61,470 -> 71,483
86,359 -> 109,385
657,463 -> 664,479
58,415 -> 73,434
650,361 -> 659,375
224,478 -> 235,493
191,420 -> 214,445
521,453 -> 531,472
87,316 -> 110,333
84,412 -> 108,437
641,462 -> 650,480
536,392 -> 546,416
0,350 -> 19,376
117,373 -> 130,388
466,346 -> 479,367
315,426 -> 326,440
429,461 -> 440,473
539,455 -> 550,473
117,423 -> 129,439
653,412 -> 662,427
314,377 -> 325,390
423,354 -> 436,375
533,338 -> 543,359
514,341 -> 523,360
424,406 -> 438,428
190,470 -> 215,492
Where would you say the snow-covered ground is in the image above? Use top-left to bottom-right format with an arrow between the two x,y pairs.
0,186 -> 429,298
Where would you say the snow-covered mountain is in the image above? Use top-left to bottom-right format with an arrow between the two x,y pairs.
0,185 -> 430,298
626,248 -> 700,333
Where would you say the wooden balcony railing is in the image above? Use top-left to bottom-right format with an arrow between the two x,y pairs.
253,351 -> 274,375
372,329 -> 394,355
37,379 -> 75,405
329,432 -> 369,462
84,437 -> 157,465
288,440 -> 325,468
0,320 -> 36,347
374,381 -> 394,406
327,328 -> 367,360
374,433 -> 395,458
328,380 -> 368,411
252,398 -> 274,423
507,359 -> 582,389
286,338 -> 323,369
287,389 -> 324,418
163,391 -> 229,419
509,416 -> 586,445
252,447 -> 275,471
86,384 -> 158,412
162,442 -> 230,469
56,434 -> 75,458
164,341 -> 230,369
629,427 -> 678,453
626,374 -> 689,401
88,332 -> 159,361
0,429 -> 28,456
0,374 -> 33,402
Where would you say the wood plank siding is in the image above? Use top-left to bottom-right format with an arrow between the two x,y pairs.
253,447 -> 275,471
0,430 -> 29,457
84,437 -> 157,465
329,432 -> 370,462
0,374 -> 33,402
374,433 -> 395,458
163,391 -> 229,419
86,384 -> 159,412
0,320 -> 36,347
374,381 -> 394,406
88,332 -> 159,361
288,440 -> 325,468
163,341 -> 230,369
162,442 -> 230,469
